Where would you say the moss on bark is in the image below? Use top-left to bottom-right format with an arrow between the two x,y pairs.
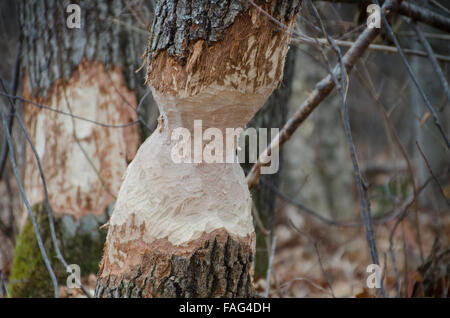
9,202 -> 107,297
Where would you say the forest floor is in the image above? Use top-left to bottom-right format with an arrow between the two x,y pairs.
57,202 -> 450,298
254,202 -> 450,298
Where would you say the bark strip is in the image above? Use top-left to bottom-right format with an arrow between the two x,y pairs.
96,230 -> 254,298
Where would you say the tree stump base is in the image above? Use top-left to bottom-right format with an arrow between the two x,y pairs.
95,230 -> 254,298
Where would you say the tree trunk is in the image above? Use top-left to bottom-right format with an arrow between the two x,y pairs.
96,0 -> 300,298
244,48 -> 296,278
410,31 -> 450,212
9,0 -> 150,297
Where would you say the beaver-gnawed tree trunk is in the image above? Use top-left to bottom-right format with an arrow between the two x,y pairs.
9,0 -> 152,297
96,0 -> 300,298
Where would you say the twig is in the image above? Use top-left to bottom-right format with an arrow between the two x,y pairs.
398,1 -> 450,33
428,0 -> 450,16
397,31 -> 450,41
292,37 -> 450,63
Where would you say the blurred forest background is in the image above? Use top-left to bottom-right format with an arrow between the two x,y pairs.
0,0 -> 449,298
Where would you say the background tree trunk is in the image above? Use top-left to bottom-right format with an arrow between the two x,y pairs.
244,48 -> 296,279
9,0 -> 152,297
0,0 -> 22,287
410,28 -> 450,212
96,0 -> 301,298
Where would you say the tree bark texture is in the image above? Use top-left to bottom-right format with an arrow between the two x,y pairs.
96,229 -> 254,297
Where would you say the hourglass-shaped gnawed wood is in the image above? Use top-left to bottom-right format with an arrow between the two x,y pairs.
96,0 -> 301,298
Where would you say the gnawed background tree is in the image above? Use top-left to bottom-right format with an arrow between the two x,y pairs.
9,0 -> 154,297
95,0 -> 301,298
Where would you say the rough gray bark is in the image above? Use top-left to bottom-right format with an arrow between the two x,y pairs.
95,234 -> 254,298
148,0 -> 300,59
19,0 -> 147,98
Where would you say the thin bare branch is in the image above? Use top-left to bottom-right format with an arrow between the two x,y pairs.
292,37 -> 450,63
398,1 -> 450,33
428,0 -> 450,16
